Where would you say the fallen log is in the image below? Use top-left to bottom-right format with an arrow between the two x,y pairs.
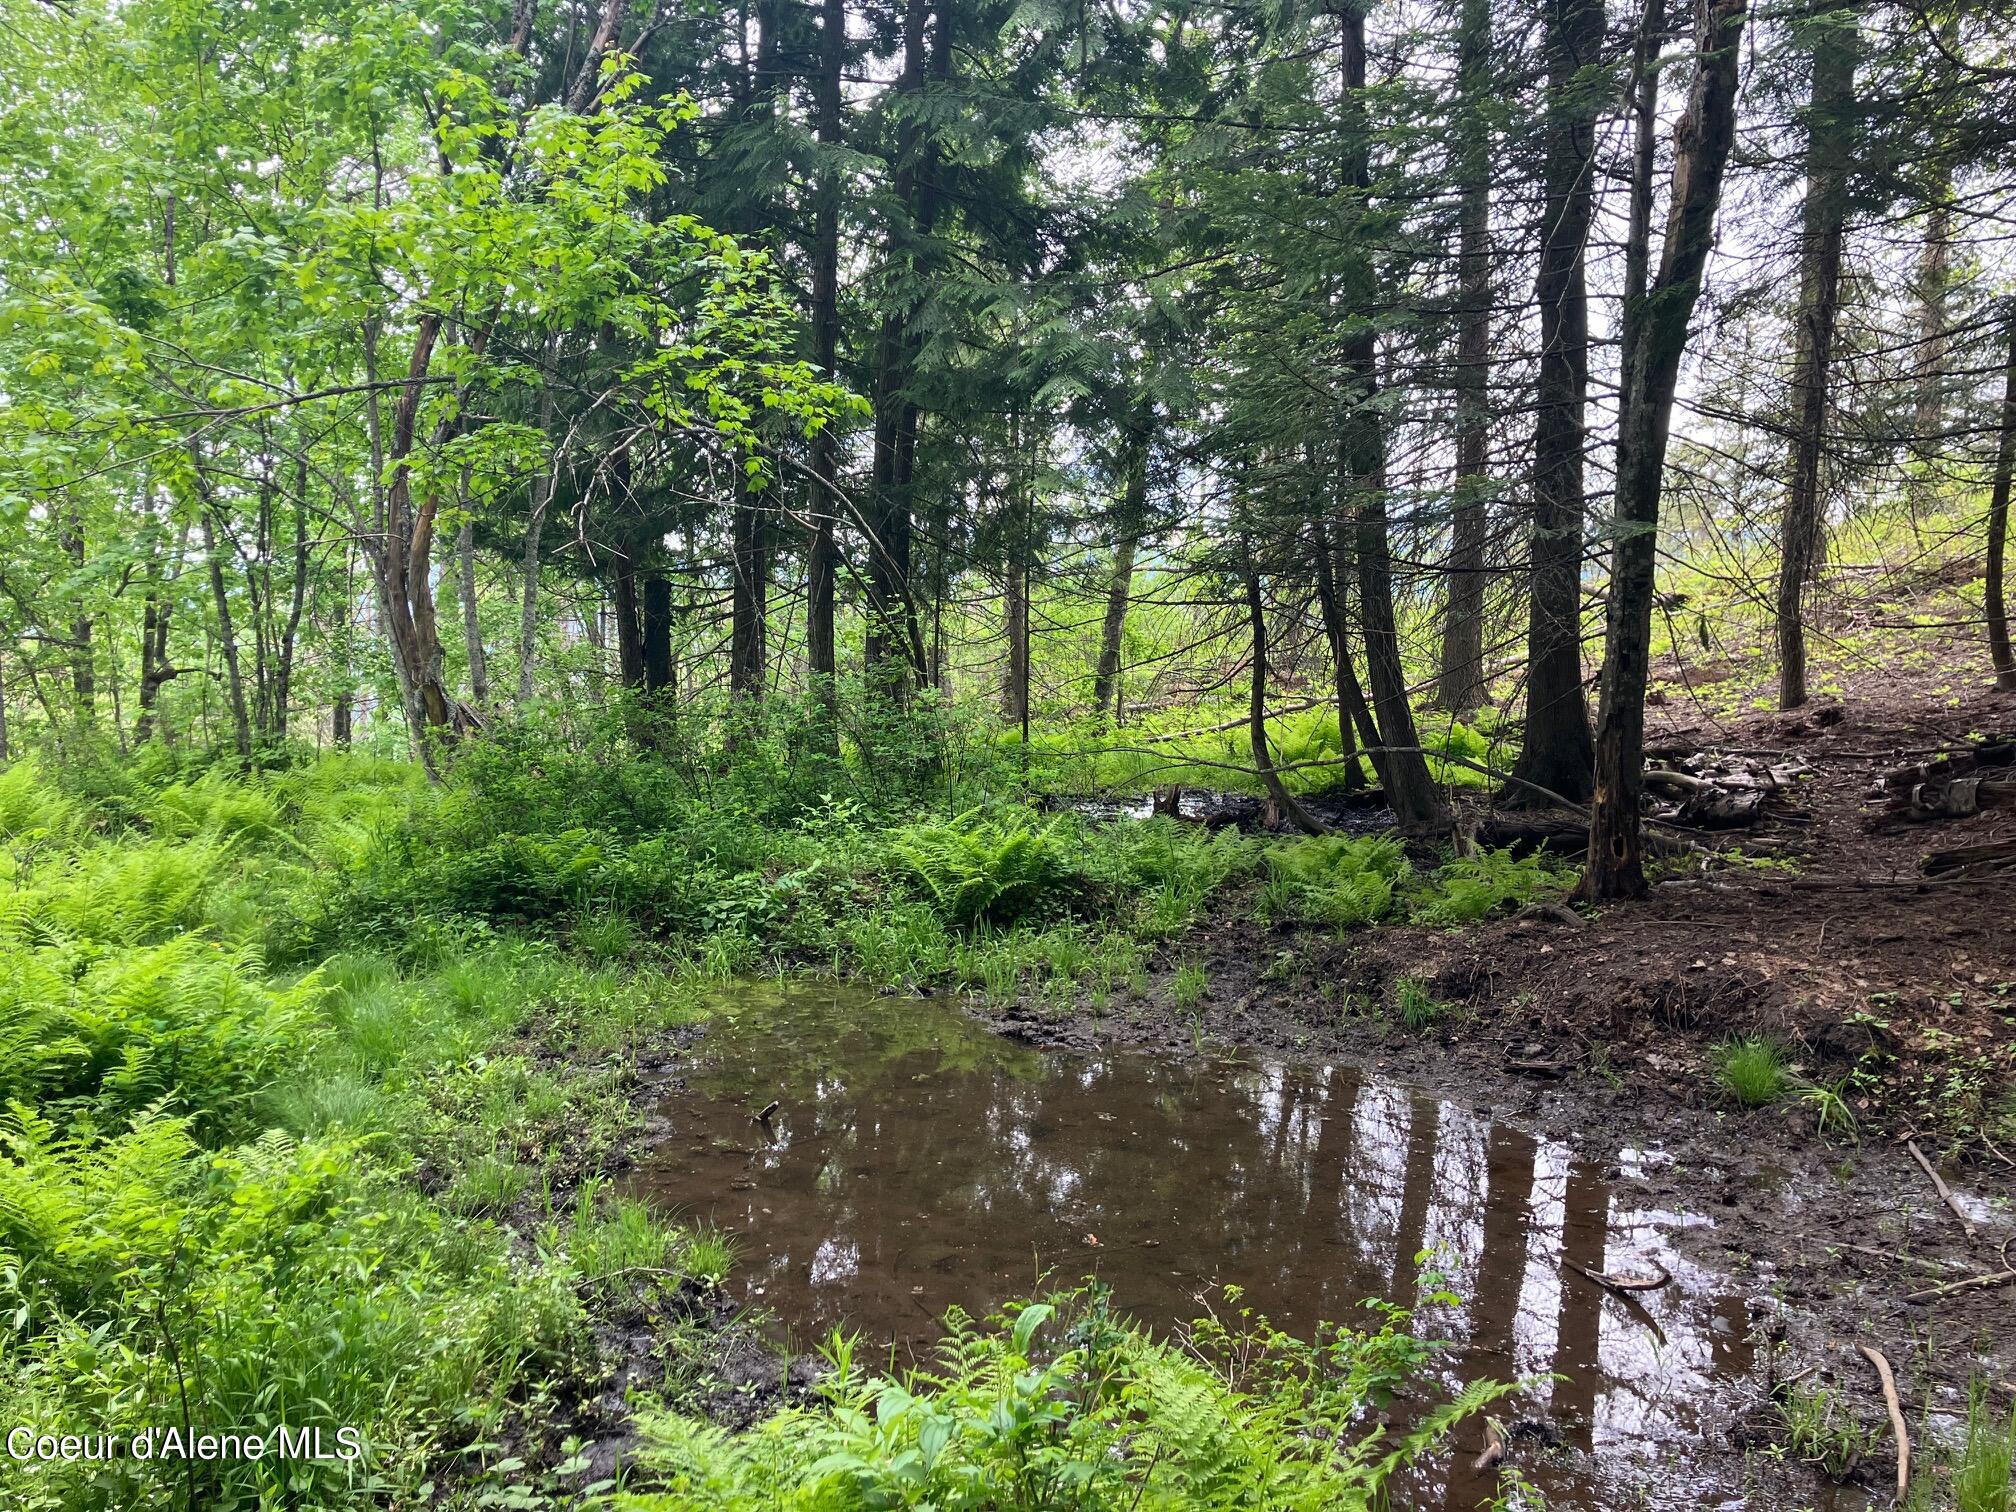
1922,838 -> 2016,880
1870,735 -> 2016,828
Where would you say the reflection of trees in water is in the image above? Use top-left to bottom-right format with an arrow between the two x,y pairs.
646,987 -> 1749,1478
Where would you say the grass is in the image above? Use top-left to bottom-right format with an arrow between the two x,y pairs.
1776,1379 -> 1879,1480
1714,1035 -> 1791,1107
1953,1383 -> 2015,1512
1393,975 -> 1449,1031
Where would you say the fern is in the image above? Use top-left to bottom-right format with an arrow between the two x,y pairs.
893,808 -> 1078,927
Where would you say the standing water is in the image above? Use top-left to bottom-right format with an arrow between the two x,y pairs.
632,982 -> 1823,1509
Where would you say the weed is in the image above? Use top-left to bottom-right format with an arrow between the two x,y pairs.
619,1284 -> 1512,1510
1171,961 -> 1209,1011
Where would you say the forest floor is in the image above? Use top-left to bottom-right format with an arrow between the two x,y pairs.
971,668 -> 2016,1499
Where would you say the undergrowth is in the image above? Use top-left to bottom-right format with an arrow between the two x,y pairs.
616,1284 -> 1512,1511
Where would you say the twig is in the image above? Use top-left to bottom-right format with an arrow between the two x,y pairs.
1902,1268 -> 2016,1304
1833,1242 -> 1970,1276
1857,1343 -> 1911,1507
1905,1138 -> 1979,1241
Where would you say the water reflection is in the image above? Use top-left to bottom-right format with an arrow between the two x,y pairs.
633,983 -> 1761,1509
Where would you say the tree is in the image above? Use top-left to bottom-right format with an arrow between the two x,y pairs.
1507,0 -> 1604,807
1775,0 -> 1860,711
1581,0 -> 1749,902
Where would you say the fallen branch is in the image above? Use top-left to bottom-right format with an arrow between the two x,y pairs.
1563,1257 -> 1672,1293
1905,1138 -> 1979,1241
1902,1268 -> 2016,1304
1857,1343 -> 1911,1507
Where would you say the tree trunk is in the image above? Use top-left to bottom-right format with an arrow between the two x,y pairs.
1986,308 -> 2016,691
863,0 -> 927,697
273,461 -> 310,738
1338,6 -> 1444,836
1508,0 -> 1603,806
804,0 -> 846,746
1311,515 -> 1380,792
1580,0 -> 1748,902
641,572 -> 675,702
1776,1 -> 1857,711
199,502 -> 253,759
1093,416 -> 1150,721
135,588 -> 175,744
611,548 -> 645,692
1244,567 -> 1326,835
1434,0 -> 1492,716
517,343 -> 557,707
59,501 -> 94,724
458,515 -> 489,708
1003,558 -> 1029,733
730,470 -> 769,700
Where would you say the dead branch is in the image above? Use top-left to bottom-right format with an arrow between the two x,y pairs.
1857,1343 -> 1911,1507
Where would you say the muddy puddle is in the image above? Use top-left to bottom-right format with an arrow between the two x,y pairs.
633,982 -> 1855,1509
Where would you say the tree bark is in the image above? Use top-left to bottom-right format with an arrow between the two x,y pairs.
1580,0 -> 1748,902
517,354 -> 557,708
198,500 -> 253,759
59,501 -> 94,724
1434,0 -> 1492,716
1986,307 -> 2016,691
641,572 -> 675,702
457,515 -> 489,708
1776,1 -> 1858,710
1508,0 -> 1603,806
272,459 -> 310,739
1311,515 -> 1381,792
862,0 -> 941,698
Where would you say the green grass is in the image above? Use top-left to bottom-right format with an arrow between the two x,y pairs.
1714,1035 -> 1791,1107
1953,1383 -> 2015,1512
1393,975 -> 1448,1031
1776,1379 -> 1878,1480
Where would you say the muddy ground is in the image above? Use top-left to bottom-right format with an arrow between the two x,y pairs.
973,684 -> 2016,1500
